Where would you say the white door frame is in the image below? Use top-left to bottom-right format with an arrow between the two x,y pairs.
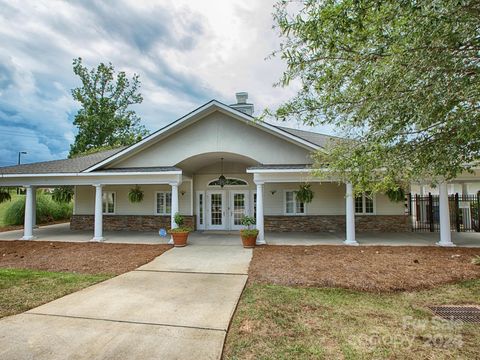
229,190 -> 250,230
206,190 -> 226,230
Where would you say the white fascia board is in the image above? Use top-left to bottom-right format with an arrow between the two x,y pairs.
83,100 -> 322,173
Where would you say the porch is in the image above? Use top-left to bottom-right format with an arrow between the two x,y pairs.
1,223 -> 479,247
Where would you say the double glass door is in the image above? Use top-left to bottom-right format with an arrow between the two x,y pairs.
205,190 -> 250,230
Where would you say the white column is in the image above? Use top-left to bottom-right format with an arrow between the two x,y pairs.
461,183 -> 468,196
21,185 -> 35,240
32,187 -> 37,228
255,182 -> 266,245
437,181 -> 455,247
169,182 -> 179,244
344,182 -> 358,245
91,184 -> 104,242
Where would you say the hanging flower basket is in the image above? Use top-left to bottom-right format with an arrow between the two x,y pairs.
296,184 -> 314,203
385,187 -> 405,203
128,185 -> 144,203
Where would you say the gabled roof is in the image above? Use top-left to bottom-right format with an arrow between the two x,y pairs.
0,147 -> 125,175
0,100 -> 340,176
83,100 -> 324,172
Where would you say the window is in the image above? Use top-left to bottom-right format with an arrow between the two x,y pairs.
156,192 -> 172,215
285,191 -> 305,215
102,191 -> 115,214
208,178 -> 247,186
199,193 -> 204,225
355,193 -> 375,214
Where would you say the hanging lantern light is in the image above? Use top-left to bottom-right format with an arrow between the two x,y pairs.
218,157 -> 226,188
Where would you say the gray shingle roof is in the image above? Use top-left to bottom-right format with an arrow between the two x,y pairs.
0,147 -> 125,174
275,126 -> 340,148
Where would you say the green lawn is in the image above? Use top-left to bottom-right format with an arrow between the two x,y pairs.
224,281 -> 480,360
0,268 -> 111,318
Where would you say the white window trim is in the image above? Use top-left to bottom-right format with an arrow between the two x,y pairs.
283,190 -> 307,216
155,191 -> 172,215
102,191 -> 116,215
355,193 -> 376,215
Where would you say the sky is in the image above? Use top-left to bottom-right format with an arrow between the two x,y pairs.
0,0 -> 332,167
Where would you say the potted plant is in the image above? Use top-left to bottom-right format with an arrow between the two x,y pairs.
239,215 -> 259,248
296,183 -> 314,203
168,212 -> 192,247
128,185 -> 144,203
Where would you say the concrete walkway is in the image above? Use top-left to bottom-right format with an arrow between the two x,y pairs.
1,222 -> 480,247
0,244 -> 252,359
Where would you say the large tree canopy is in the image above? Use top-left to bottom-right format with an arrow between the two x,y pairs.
273,0 -> 480,193
69,58 -> 148,157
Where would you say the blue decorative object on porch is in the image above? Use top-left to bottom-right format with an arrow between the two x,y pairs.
159,228 -> 167,237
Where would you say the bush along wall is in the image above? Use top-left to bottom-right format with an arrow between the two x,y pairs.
3,193 -> 73,226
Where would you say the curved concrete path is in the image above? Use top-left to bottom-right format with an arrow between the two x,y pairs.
0,244 -> 252,360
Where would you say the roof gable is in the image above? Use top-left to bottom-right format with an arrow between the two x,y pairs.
84,100 -> 322,172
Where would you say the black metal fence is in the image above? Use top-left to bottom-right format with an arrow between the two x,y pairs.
409,193 -> 480,232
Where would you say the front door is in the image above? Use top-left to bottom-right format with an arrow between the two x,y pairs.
229,191 -> 250,230
207,191 -> 226,230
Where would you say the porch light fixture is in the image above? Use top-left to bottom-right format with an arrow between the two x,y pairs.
218,158 -> 226,188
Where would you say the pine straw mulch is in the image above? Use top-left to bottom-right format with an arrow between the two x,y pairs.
249,245 -> 480,292
0,241 -> 172,275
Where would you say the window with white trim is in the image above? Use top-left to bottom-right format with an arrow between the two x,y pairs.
156,192 -> 172,215
285,191 -> 305,215
355,193 -> 375,214
102,191 -> 115,214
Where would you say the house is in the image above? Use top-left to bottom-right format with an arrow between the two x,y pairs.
1,93 -> 478,246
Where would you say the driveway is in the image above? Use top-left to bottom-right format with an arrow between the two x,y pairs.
0,244 -> 252,359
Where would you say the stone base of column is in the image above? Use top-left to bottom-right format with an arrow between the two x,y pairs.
20,235 -> 35,240
90,236 -> 105,242
343,239 -> 359,246
436,241 -> 456,247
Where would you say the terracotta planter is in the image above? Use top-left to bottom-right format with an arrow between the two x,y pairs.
171,231 -> 189,247
240,233 -> 257,248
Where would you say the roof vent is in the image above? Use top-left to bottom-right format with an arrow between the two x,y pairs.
230,92 -> 254,116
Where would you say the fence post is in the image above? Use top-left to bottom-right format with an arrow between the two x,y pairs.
429,192 -> 434,232
455,193 -> 460,232
408,193 -> 412,216
477,191 -> 480,232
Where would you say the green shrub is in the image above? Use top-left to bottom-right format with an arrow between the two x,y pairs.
3,194 -> 73,226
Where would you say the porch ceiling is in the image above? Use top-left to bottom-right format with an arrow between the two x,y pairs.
175,152 -> 259,174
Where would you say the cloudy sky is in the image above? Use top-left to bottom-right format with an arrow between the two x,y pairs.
0,0 -> 330,167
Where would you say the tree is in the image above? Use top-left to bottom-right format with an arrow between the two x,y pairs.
69,58 -> 148,157
272,0 -> 480,193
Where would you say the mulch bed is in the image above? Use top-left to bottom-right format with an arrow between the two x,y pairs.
249,245 -> 480,292
0,241 -> 172,275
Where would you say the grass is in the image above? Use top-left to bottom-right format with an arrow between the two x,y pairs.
224,281 -> 480,359
0,268 -> 111,318
0,193 -> 23,227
